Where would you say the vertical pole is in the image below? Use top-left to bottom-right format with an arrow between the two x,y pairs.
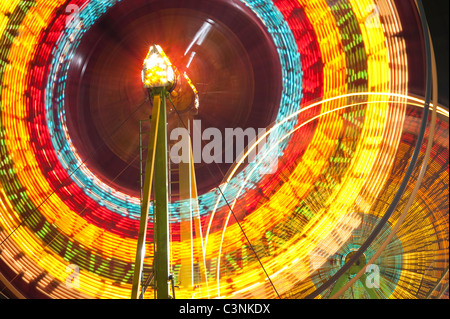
189,146 -> 208,297
328,259 -> 380,299
154,87 -> 170,299
131,92 -> 162,299
179,116 -> 193,292
178,116 -> 207,298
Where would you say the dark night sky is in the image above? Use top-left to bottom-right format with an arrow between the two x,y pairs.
423,0 -> 449,107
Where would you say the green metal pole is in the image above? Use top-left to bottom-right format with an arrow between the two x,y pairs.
153,87 -> 170,299
131,92 -> 162,299
360,273 -> 380,299
329,271 -> 350,298
329,256 -> 380,299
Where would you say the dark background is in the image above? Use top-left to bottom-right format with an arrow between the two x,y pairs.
422,0 -> 449,107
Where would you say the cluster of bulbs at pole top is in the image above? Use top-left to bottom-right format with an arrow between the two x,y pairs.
142,45 -> 176,89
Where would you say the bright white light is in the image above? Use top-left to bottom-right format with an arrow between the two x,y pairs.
184,19 -> 214,56
142,45 -> 176,89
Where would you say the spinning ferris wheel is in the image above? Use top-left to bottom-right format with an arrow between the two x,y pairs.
0,0 -> 448,300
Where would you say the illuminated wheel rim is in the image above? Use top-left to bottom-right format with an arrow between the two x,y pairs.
0,0 -> 448,299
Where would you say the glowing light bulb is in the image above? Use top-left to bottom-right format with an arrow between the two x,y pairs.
142,45 -> 176,89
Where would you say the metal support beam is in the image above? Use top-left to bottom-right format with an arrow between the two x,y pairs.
131,89 -> 170,299
179,131 -> 194,292
153,88 -> 170,299
178,116 -> 207,298
329,257 -> 379,299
